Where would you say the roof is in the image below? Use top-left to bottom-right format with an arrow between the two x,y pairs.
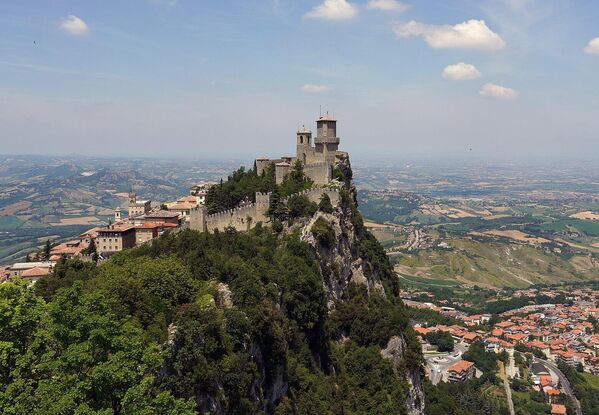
10,261 -> 54,270
178,195 -> 197,203
317,114 -> 336,122
167,202 -> 196,211
551,404 -> 567,415
414,327 -> 429,335
448,360 -> 474,373
97,224 -> 135,233
145,210 -> 179,219
21,267 -> 51,278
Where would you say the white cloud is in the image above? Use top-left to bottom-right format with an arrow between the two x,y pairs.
304,0 -> 358,20
365,0 -> 409,12
584,37 -> 599,55
301,84 -> 332,93
60,15 -> 89,36
442,63 -> 481,81
394,19 -> 505,50
479,83 -> 518,100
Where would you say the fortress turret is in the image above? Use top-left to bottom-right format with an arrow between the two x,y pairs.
314,113 -> 340,164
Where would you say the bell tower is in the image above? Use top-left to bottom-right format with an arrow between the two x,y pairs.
296,126 -> 312,165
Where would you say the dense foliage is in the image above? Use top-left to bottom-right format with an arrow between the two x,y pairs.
425,331 -> 454,353
424,378 -> 507,415
2,217 -> 419,415
558,362 -> 599,415
205,164 -> 276,214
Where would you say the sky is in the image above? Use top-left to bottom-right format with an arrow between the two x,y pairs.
0,0 -> 598,160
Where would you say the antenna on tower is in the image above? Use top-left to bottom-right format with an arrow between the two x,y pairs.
319,105 -> 322,117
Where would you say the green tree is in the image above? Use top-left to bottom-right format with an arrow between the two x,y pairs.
279,160 -> 313,197
42,239 -> 52,260
318,193 -> 334,214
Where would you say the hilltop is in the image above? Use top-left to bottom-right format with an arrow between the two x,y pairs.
0,157 -> 425,414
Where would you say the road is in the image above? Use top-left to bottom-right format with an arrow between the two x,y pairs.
533,358 -> 582,415
498,361 -> 515,415
424,342 -> 468,385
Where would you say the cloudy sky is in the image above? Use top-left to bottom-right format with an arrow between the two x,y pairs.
1,0 -> 598,160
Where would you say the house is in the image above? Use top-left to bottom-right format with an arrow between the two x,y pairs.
462,332 -> 480,344
414,327 -> 429,337
166,195 -> 198,219
6,261 -> 54,284
543,387 -> 561,403
19,267 -> 51,284
135,222 -> 178,244
554,350 -> 576,366
447,360 -> 475,382
550,404 -> 567,415
143,210 -> 180,226
8,261 -> 54,278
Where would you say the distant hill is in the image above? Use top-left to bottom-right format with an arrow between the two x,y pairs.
391,239 -> 599,288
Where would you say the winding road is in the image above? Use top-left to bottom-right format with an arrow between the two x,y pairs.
533,358 -> 582,415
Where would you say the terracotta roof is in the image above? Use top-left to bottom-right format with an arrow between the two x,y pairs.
178,195 -> 197,203
414,327 -> 429,335
551,404 -> 567,415
21,267 -> 51,278
448,360 -> 474,374
97,224 -> 135,233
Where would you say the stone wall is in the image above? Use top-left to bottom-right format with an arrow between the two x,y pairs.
303,162 -> 332,186
190,188 -> 340,234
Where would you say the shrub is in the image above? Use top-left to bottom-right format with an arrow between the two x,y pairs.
318,194 -> 334,214
311,217 -> 335,248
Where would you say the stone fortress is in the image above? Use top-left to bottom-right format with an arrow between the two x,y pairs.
256,113 -> 348,185
190,114 -> 346,233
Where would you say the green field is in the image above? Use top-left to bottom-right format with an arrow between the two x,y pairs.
396,272 -> 459,288
0,216 -> 24,230
538,219 -> 599,237
392,239 -> 599,288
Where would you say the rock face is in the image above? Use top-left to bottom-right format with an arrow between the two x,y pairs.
381,336 -> 425,415
300,210 -> 386,308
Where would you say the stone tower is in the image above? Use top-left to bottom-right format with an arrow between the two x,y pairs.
129,192 -> 136,205
315,113 -> 340,164
296,126 -> 312,165
114,206 -> 122,223
190,205 -> 208,232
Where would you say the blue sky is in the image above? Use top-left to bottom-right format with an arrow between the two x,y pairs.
1,0 -> 598,160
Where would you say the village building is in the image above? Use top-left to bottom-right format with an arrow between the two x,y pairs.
128,192 -> 151,218
447,360 -> 475,382
97,224 -> 136,255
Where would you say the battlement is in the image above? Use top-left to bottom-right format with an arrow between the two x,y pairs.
190,188 -> 340,234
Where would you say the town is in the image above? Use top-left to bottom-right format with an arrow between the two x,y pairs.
404,285 -> 599,414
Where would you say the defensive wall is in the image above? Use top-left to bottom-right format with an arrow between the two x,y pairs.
190,188 -> 340,233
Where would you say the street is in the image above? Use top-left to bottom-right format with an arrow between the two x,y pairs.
533,358 -> 582,415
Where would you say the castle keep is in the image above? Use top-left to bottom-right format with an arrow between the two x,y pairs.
189,114 -> 345,233
256,114 -> 347,185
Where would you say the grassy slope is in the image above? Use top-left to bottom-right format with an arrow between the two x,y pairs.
393,239 -> 599,288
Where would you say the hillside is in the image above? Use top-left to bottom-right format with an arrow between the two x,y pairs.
0,155 -> 238,265
0,161 -> 425,415
392,239 -> 599,288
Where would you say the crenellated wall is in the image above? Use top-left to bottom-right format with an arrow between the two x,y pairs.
190,188 -> 340,233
